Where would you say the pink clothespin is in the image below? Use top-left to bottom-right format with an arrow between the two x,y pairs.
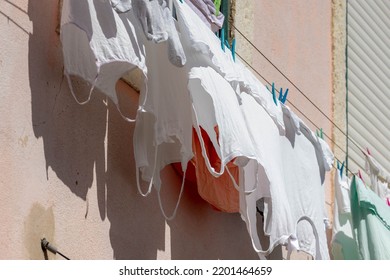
358,170 -> 366,185
387,198 -> 390,207
362,147 -> 371,156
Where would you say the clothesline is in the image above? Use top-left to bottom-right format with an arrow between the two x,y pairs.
235,51 -> 367,175
231,23 -> 372,167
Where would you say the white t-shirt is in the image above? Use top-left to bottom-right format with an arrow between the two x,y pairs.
239,93 -> 333,259
188,67 -> 257,177
61,0 -> 147,121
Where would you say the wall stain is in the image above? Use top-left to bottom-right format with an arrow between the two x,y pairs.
18,135 -> 29,147
24,203 -> 55,260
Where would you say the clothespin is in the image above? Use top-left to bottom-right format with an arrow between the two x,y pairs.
362,147 -> 371,157
337,160 -> 345,177
231,38 -> 236,62
358,170 -> 365,184
278,88 -> 289,104
316,128 -> 324,139
220,28 -> 225,52
179,0 -> 183,3
266,82 -> 278,105
224,40 -> 230,50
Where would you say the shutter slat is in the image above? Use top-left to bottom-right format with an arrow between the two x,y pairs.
347,0 -> 390,177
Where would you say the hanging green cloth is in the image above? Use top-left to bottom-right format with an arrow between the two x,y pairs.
350,175 -> 390,259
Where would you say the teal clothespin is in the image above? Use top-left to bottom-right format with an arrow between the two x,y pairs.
224,40 -> 231,50
220,28 -> 225,52
337,160 -> 345,177
278,88 -> 289,104
266,83 -> 279,106
316,128 -> 324,139
179,0 -> 183,3
271,83 -> 277,105
231,38 -> 236,62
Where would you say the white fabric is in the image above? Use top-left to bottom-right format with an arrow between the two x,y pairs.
365,154 -> 390,201
238,92 -> 288,257
133,30 -> 193,196
132,0 -> 187,67
188,67 -> 257,178
174,0 -> 285,133
110,0 -> 132,13
238,95 -> 332,259
186,0 -> 225,32
331,171 -> 359,259
61,0 -> 146,121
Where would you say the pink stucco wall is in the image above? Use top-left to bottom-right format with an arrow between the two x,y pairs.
0,0 -> 333,260
251,0 -> 334,255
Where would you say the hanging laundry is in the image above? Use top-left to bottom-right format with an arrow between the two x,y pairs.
191,127 -> 240,213
331,171 -> 360,260
110,0 -> 132,13
280,106 -> 333,259
61,0 -> 336,259
131,0 -> 187,67
171,126 -> 240,213
238,94 -> 333,259
160,0 -> 187,67
132,26 -> 193,220
186,0 -> 225,32
350,176 -> 390,259
175,0 -> 285,133
61,0 -> 147,121
132,0 -> 168,43
188,66 -> 257,178
365,153 -> 390,203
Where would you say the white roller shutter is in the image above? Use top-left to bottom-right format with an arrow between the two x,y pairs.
346,0 -> 390,178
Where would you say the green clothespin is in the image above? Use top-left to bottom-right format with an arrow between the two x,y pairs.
316,128 -> 324,139
214,0 -> 222,16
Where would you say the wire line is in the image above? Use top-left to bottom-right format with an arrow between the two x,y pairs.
231,23 -> 367,156
237,54 -> 365,176
236,52 -> 347,154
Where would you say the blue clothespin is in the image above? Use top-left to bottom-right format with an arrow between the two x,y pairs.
337,160 -> 345,177
231,38 -> 236,62
224,40 -> 231,50
271,83 -> 277,105
266,83 -> 278,106
278,88 -> 289,104
220,28 -> 225,52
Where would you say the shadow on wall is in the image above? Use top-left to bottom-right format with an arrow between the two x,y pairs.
27,0 -> 165,259
26,0 -> 264,260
